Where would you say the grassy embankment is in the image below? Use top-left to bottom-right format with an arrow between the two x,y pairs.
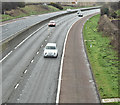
83,14 -> 118,99
116,9 -> 120,18
1,5 -> 60,22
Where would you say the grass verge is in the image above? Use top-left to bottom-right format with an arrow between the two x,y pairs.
83,14 -> 118,99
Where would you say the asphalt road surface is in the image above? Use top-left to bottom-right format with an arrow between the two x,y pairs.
2,9 -> 100,103
60,14 -> 100,103
1,10 -> 73,41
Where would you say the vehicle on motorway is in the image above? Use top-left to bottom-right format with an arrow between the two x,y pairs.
48,20 -> 56,27
78,13 -> 83,17
44,43 -> 58,58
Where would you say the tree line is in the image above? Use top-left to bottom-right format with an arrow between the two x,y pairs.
1,2 -> 25,14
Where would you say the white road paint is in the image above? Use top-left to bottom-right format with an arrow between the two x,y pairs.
37,51 -> 39,54
14,83 -> 19,89
56,13 -> 100,103
89,80 -> 93,83
56,19 -> 79,104
0,51 -> 12,63
24,69 -> 27,74
31,59 -> 34,63
1,24 -> 46,62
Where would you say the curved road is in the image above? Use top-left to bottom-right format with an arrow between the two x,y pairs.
2,9 -> 100,103
60,14 -> 100,103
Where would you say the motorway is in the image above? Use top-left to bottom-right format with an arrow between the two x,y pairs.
1,11 -> 67,41
2,9 -> 100,103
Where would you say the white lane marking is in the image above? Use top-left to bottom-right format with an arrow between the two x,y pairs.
14,26 -> 43,49
0,51 -> 12,63
14,46 -> 18,49
41,45 -> 43,47
56,20 -> 78,104
37,51 -> 39,54
1,24 -> 47,62
31,59 -> 34,63
89,80 -> 93,83
24,69 -> 27,74
14,83 -> 19,89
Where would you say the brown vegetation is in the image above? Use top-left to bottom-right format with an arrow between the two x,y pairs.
98,15 -> 120,52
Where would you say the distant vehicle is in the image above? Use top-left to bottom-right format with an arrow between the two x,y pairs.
78,13 -> 83,17
67,9 -> 71,13
44,43 -> 58,58
48,20 -> 56,27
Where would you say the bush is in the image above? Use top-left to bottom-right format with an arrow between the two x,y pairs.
111,12 -> 117,18
110,2 -> 120,10
101,6 -> 109,16
49,2 -> 63,10
2,2 -> 25,14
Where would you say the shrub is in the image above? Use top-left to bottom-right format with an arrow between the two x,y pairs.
111,12 -> 117,18
49,2 -> 63,10
2,2 -> 25,14
101,6 -> 109,16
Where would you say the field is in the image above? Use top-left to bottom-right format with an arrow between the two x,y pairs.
83,14 -> 118,99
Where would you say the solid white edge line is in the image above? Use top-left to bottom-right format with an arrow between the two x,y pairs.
55,19 -> 79,104
0,51 -> 12,63
14,24 -> 45,48
0,24 -> 46,62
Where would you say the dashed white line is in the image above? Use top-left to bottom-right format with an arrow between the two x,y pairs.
1,24 -> 47,62
24,69 -> 27,74
31,59 -> 34,63
14,83 -> 19,89
37,51 -> 39,54
0,51 -> 12,63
